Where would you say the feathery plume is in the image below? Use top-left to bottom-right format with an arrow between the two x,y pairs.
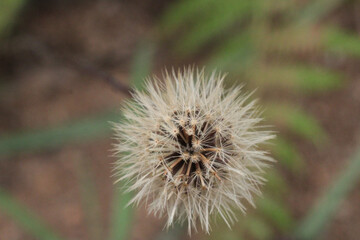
113,67 -> 274,234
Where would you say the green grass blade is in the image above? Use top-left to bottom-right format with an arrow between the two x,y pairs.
296,0 -> 344,25
287,109 -> 327,145
0,0 -> 25,38
108,40 -> 154,240
325,27 -> 360,58
272,137 -> 304,173
174,0 -> 253,55
295,144 -> 360,240
265,169 -> 288,197
244,216 -> 273,240
257,196 -> 294,232
108,188 -> 133,240
130,41 -> 156,91
77,159 -> 103,240
0,111 -> 121,157
266,104 -> 328,145
207,31 -> 255,72
160,0 -> 216,35
250,65 -> 343,93
0,188 -> 64,240
295,66 -> 343,93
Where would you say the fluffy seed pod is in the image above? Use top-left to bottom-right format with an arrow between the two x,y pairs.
113,68 -> 274,233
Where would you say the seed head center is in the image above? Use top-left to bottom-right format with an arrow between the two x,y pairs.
155,111 -> 228,190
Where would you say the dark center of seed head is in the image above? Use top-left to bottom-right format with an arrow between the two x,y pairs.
153,111 -> 230,189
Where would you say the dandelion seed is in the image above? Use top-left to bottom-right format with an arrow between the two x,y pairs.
113,67 -> 275,234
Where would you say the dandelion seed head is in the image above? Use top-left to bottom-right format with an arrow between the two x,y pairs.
113,67 -> 275,234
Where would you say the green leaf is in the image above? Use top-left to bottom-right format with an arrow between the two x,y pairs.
295,66 -> 343,92
272,137 -> 304,172
250,65 -> 343,93
130,41 -> 156,91
160,0 -> 216,35
0,188 -> 64,240
296,0 -> 344,25
174,0 -> 253,56
325,27 -> 360,58
0,111 -> 121,157
0,0 -> 25,38
207,31 -> 255,72
108,187 -> 133,240
295,144 -> 360,240
265,169 -> 288,196
266,104 -> 328,145
287,108 -> 327,145
107,41 -> 153,240
244,216 -> 273,240
77,159 -> 103,240
257,196 -> 294,231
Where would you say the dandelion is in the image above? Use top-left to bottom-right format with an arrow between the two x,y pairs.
113,67 -> 275,234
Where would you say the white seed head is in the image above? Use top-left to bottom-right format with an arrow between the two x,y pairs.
113,67 -> 275,234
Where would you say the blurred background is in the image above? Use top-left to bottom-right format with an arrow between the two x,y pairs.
1,0 -> 360,239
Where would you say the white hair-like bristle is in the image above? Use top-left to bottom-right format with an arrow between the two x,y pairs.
113,67 -> 275,234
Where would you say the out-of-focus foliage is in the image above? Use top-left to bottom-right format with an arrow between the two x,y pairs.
108,41 -> 155,240
1,0 -> 360,240
77,158 -> 104,240
296,145 -> 360,240
108,186 -> 133,240
0,188 -> 63,240
0,112 -> 118,156
325,27 -> 360,57
159,0 -> 360,239
272,137 -> 304,173
265,104 -> 328,145
0,0 -> 25,38
249,65 -> 343,93
130,41 -> 156,91
0,42 -> 154,240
